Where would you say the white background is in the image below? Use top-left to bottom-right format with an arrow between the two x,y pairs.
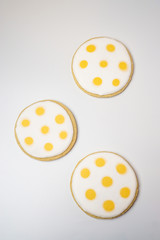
0,0 -> 160,239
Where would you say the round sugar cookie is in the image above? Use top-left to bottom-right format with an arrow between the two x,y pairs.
70,151 -> 138,219
15,100 -> 77,161
72,37 -> 133,98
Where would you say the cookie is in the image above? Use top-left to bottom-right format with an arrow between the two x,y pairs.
70,151 -> 138,219
15,100 -> 77,161
72,37 -> 133,98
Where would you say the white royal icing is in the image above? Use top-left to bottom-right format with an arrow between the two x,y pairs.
71,152 -> 138,218
15,101 -> 74,159
72,37 -> 132,96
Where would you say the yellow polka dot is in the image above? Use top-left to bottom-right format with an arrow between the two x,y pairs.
102,176 -> 113,187
21,119 -> 30,127
86,44 -> 96,52
85,189 -> 96,200
93,77 -> 102,86
59,131 -> 67,139
112,79 -> 120,87
95,158 -> 106,167
116,164 -> 127,174
25,137 -> 33,145
35,107 -> 45,116
99,60 -> 108,68
44,143 -> 53,151
120,187 -> 130,198
119,61 -> 127,70
55,115 -> 65,124
103,200 -> 115,211
80,60 -> 88,68
106,44 -> 115,52
80,168 -> 90,178
41,126 -> 49,134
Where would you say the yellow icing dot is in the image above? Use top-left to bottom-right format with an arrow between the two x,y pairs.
95,158 -> 105,167
102,176 -> 113,187
112,79 -> 120,87
116,164 -> 127,174
25,137 -> 33,145
119,61 -> 127,70
55,115 -> 65,124
99,60 -> 108,68
120,187 -> 130,198
80,60 -> 88,68
59,131 -> 67,139
80,168 -> 90,178
103,200 -> 115,211
35,107 -> 45,116
93,77 -> 102,86
41,126 -> 49,134
22,119 -> 30,127
106,44 -> 115,52
86,44 -> 96,52
44,143 -> 53,151
85,189 -> 96,200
